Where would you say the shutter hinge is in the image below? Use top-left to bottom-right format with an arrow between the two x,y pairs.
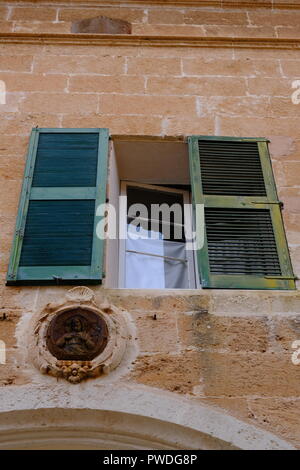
16,228 -> 24,239
264,276 -> 297,280
251,201 -> 284,209
7,273 -> 16,280
52,276 -> 62,284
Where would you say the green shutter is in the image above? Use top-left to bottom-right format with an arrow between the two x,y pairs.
188,135 -> 296,290
6,128 -> 109,285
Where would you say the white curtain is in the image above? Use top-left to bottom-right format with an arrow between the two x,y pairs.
125,225 -> 188,288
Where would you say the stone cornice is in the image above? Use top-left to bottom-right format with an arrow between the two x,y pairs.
0,32 -> 300,49
3,0 -> 300,10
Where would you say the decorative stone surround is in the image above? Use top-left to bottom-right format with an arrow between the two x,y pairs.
29,287 -> 129,383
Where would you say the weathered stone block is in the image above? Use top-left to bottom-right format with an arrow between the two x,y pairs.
199,351 -> 300,397
0,73 -> 68,93
248,399 -> 300,449
0,349 -> 29,387
210,291 -> 271,315
59,7 -> 144,23
204,25 -> 276,38
13,22 -> 71,34
100,94 -> 197,117
0,55 -> 33,72
132,310 -> 178,354
184,11 -> 248,26
10,7 -> 57,22
148,10 -> 184,25
69,75 -> 144,94
133,24 -> 206,36
20,93 -> 98,114
178,313 -> 269,353
62,114 -> 162,135
269,316 -> 300,352
127,57 -> 181,76
164,116 -> 215,135
0,311 -> 20,349
132,351 -> 201,394
34,55 -> 125,75
248,11 -> 300,27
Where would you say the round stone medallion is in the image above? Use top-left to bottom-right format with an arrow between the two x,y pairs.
46,307 -> 108,361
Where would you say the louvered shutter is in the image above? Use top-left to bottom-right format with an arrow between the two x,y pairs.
7,128 -> 109,285
188,136 -> 295,289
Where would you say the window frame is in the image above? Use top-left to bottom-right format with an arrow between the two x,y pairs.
118,181 -> 197,289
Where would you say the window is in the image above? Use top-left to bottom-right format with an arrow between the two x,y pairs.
6,129 -> 296,290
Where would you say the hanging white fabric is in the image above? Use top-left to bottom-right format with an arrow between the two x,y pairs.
125,225 -> 165,288
125,224 -> 189,288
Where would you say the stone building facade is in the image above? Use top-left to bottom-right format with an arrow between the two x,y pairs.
0,0 -> 299,450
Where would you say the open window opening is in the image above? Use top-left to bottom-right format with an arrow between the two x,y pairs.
119,182 -> 196,289
105,138 -> 198,289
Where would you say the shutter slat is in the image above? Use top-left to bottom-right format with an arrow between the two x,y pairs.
205,208 -> 281,276
32,133 -> 99,187
198,140 -> 267,196
19,200 -> 94,267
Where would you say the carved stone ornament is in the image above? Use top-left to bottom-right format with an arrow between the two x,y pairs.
30,287 -> 128,384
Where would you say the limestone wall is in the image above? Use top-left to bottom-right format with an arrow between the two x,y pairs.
0,0 -> 299,450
